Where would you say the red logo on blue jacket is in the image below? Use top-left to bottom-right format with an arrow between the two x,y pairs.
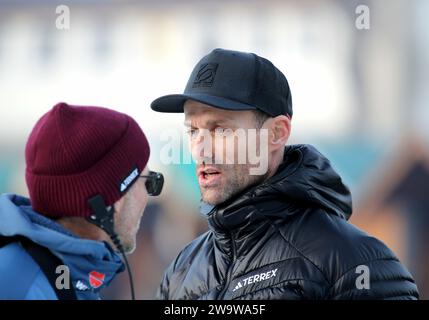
89,271 -> 105,288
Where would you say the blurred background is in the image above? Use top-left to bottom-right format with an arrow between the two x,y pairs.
0,0 -> 428,299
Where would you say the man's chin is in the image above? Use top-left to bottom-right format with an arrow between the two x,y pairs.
201,190 -> 231,206
115,238 -> 137,255
122,243 -> 136,255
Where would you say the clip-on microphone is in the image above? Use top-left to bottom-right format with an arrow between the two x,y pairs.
87,194 -> 136,300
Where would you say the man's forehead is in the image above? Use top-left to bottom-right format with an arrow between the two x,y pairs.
183,100 -> 220,115
183,100 -> 251,121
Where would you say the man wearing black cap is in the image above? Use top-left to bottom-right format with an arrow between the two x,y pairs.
151,49 -> 419,300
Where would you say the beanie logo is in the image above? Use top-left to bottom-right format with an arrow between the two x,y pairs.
192,63 -> 218,88
120,166 -> 139,192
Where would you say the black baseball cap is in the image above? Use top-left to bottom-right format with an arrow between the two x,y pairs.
150,48 -> 292,118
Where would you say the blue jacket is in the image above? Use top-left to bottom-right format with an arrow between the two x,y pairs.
0,194 -> 125,300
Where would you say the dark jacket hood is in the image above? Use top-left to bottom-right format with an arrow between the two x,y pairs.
202,144 -> 353,232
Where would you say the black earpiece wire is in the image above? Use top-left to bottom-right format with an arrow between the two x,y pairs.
87,195 -> 136,300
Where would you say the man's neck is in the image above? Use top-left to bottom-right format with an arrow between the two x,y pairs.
265,149 -> 285,181
57,217 -> 111,244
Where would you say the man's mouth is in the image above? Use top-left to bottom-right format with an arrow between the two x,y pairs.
198,167 -> 222,188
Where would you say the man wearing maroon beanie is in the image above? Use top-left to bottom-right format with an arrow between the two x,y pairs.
0,102 -> 163,300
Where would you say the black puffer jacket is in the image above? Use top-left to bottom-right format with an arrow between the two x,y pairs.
157,144 -> 419,300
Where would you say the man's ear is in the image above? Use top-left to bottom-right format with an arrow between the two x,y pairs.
267,115 -> 291,150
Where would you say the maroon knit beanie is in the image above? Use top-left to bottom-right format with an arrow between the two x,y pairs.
25,102 -> 150,218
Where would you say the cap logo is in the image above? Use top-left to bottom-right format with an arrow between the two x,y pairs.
192,63 -> 218,88
120,166 -> 139,192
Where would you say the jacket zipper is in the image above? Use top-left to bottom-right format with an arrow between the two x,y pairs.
217,230 -> 236,299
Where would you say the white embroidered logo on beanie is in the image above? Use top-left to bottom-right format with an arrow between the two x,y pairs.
120,167 -> 139,192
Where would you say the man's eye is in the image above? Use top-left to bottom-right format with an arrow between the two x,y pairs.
186,128 -> 198,137
214,127 -> 232,135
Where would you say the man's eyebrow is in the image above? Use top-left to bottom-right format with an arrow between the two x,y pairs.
183,119 -> 231,127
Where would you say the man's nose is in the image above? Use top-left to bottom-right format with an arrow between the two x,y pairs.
190,133 -> 214,164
